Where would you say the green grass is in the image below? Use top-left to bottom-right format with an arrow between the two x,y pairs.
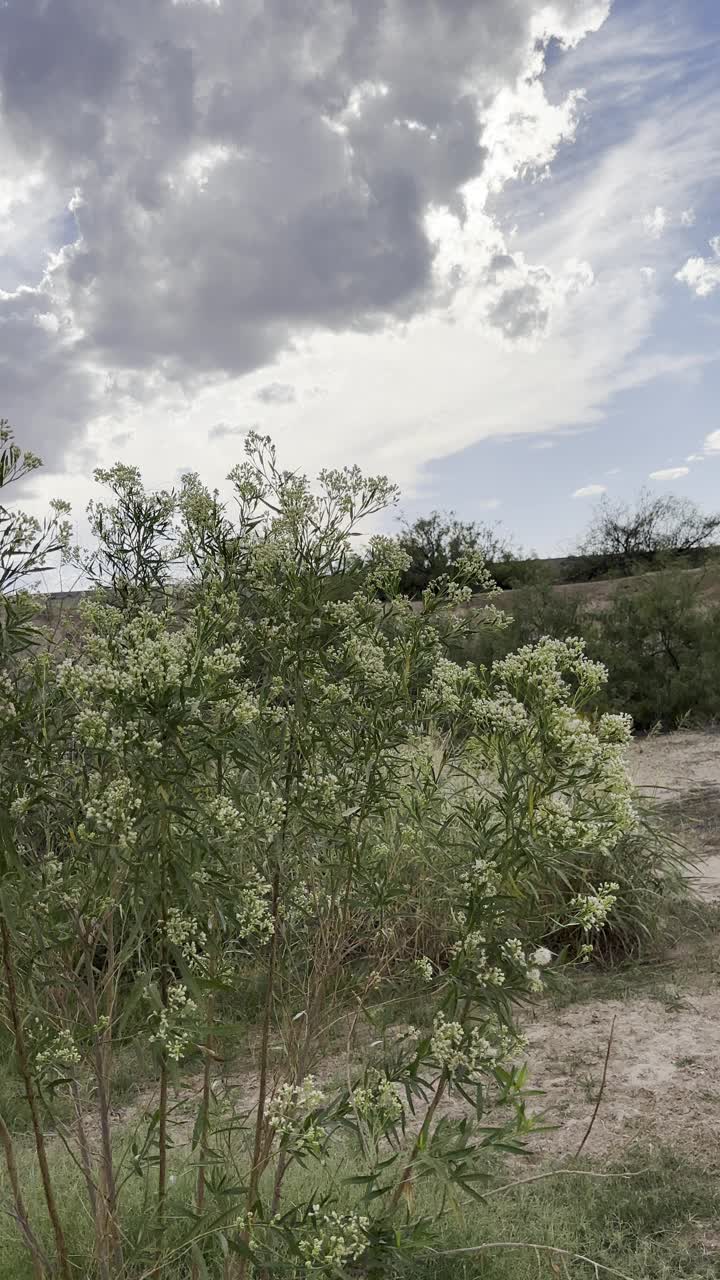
1,1140 -> 718,1278
405,1150 -> 720,1279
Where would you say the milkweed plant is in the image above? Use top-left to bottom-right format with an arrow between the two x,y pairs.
0,424 -> 640,1278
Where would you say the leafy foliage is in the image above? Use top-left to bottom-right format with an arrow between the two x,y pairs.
395,510 -> 521,596
575,489 -> 720,579
0,426 -> 660,1278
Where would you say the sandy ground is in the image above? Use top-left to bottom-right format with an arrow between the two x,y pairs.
518,729 -> 720,1161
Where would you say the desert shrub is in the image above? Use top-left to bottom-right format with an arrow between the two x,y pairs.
394,509 -> 522,596
573,488 -> 720,580
461,564 -> 720,732
0,427 -> 655,1278
587,570 -> 720,730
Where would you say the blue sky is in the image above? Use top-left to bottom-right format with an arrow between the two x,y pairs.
0,0 -> 718,554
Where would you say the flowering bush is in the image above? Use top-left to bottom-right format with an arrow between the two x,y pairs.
0,427 -> 644,1278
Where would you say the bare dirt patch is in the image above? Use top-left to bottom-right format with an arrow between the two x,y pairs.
522,992 -> 720,1161
515,728 -> 720,1161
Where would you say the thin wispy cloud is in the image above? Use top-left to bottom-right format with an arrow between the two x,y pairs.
572,483 -> 607,498
649,466 -> 690,481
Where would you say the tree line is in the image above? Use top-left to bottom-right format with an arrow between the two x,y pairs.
394,491 -> 720,597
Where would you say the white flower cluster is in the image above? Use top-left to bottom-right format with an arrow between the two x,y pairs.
148,983 -> 198,1062
571,882 -> 620,931
32,1024 -> 81,1076
59,614 -> 194,706
341,632 -> 393,694
451,551 -> 498,595
0,671 -> 16,719
201,641 -> 244,679
297,1209 -> 369,1272
495,636 -> 607,704
429,1013 -> 502,1078
451,931 -> 505,987
534,794 -> 616,857
165,908 -> 207,968
9,793 -> 31,820
423,656 -> 476,715
597,712 -> 634,745
472,692 -> 528,734
501,939 -> 553,992
79,775 -> 141,851
205,794 -> 245,843
234,872 -> 275,941
414,955 -> 434,984
365,534 -> 411,590
267,1077 -> 325,1153
460,857 -> 501,896
352,1069 -> 405,1130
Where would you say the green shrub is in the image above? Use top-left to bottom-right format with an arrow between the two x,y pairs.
0,425 -> 684,1279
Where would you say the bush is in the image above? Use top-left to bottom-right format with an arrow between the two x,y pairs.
588,569 -> 720,730
461,566 -> 720,731
0,426 -> 671,1279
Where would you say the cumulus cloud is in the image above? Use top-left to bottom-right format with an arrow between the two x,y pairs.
572,483 -> 606,498
649,466 -> 689,480
642,205 -> 702,239
642,206 -> 668,238
0,0 -> 611,463
705,430 -> 720,453
675,235 -> 720,297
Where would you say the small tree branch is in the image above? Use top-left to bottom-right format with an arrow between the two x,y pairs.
575,1015 -> 616,1159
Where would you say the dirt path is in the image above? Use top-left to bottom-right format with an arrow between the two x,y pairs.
515,729 -> 720,1160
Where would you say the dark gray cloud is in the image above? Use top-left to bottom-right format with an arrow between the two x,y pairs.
0,0 -> 604,457
0,284 -> 98,465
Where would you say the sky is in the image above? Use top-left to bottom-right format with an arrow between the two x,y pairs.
1,0 -> 719,557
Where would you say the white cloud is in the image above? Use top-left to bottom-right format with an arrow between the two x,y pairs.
685,453 -> 704,462
675,235 -> 720,297
642,206 -> 668,238
642,206 -> 698,239
649,466 -> 689,480
572,483 -> 607,498
477,498 -> 502,511
705,430 -> 720,453
639,266 -> 656,281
